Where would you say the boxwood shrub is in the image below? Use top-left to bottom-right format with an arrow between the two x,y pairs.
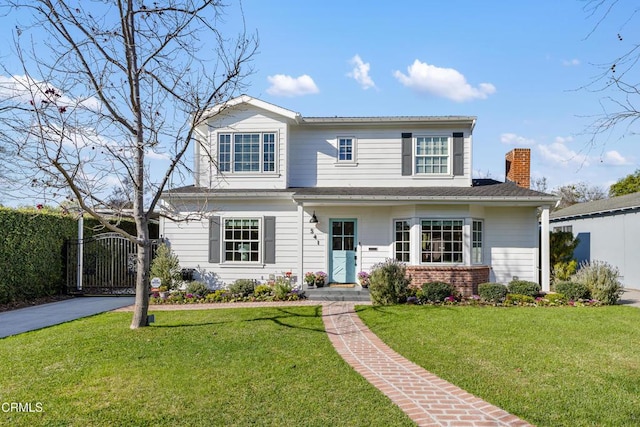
420,281 -> 455,302
507,279 -> 541,297
478,282 -> 507,303
554,281 -> 590,301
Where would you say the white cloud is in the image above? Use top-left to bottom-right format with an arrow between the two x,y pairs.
0,74 -> 101,111
602,150 -> 631,165
347,55 -> 376,90
146,149 -> 170,161
554,136 -> 574,144
393,59 -> 496,102
538,139 -> 590,167
562,59 -> 580,66
500,133 -> 535,146
266,74 -> 319,97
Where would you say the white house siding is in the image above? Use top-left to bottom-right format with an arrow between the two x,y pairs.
484,207 -> 539,284
197,105 -> 291,190
288,126 -> 472,188
160,199 -> 299,287
301,206 -> 393,276
551,211 -> 640,289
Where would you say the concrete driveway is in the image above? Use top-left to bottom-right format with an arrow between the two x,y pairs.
619,288 -> 640,308
0,297 -> 135,339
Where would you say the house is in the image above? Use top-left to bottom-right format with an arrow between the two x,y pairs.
550,192 -> 640,289
160,95 -> 557,294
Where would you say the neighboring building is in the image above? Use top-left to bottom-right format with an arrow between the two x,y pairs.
550,192 -> 640,289
160,95 -> 557,293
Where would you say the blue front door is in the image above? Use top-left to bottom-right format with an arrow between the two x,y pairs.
330,219 -> 357,283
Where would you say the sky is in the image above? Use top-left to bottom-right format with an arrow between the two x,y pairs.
232,0 -> 640,192
1,0 -> 639,200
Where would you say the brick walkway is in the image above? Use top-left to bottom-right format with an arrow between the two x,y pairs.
123,301 -> 532,426
322,302 -> 532,427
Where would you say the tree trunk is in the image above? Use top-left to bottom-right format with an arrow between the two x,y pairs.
130,218 -> 151,329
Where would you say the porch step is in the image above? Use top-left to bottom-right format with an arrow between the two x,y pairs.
305,287 -> 371,302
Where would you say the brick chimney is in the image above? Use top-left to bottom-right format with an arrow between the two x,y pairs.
505,148 -> 530,189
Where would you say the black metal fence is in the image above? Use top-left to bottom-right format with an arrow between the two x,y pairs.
65,233 -> 159,295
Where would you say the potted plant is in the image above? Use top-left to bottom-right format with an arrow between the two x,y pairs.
357,271 -> 370,288
158,285 -> 169,298
315,271 -> 327,288
304,272 -> 316,287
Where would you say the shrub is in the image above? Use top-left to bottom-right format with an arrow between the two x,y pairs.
368,258 -> 410,305
507,280 -> 541,297
573,260 -> 622,305
554,281 -> 590,301
205,289 -> 232,303
420,282 -> 455,303
253,284 -> 273,297
478,282 -> 507,303
150,243 -> 182,290
228,279 -> 256,297
505,294 -> 536,305
539,293 -> 567,306
553,260 -> 578,283
273,278 -> 292,300
184,281 -> 210,297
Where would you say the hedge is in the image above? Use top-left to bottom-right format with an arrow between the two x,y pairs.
0,207 -> 144,305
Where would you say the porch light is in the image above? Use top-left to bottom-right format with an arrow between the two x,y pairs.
309,211 -> 319,224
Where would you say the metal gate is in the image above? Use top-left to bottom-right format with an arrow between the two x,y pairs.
65,233 -> 159,295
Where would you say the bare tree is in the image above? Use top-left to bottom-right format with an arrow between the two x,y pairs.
553,182 -> 607,209
582,0 -> 640,137
0,0 -> 257,328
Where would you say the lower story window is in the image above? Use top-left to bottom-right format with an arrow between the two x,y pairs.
421,219 -> 463,263
472,220 -> 483,264
394,220 -> 411,262
224,218 -> 260,262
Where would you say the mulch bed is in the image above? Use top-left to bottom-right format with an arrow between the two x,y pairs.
0,295 -> 74,313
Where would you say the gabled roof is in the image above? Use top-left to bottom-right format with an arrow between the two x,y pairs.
205,95 -> 476,128
204,95 -> 301,121
550,192 -> 640,221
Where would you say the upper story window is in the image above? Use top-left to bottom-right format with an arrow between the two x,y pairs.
337,137 -> 355,162
217,132 -> 276,173
402,132 -> 463,177
415,136 -> 449,174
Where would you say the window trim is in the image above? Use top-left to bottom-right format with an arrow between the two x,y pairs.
414,135 -> 451,176
216,131 -> 278,174
335,136 -> 357,164
420,218 -> 464,264
472,219 -> 483,264
221,217 -> 263,264
393,219 -> 411,262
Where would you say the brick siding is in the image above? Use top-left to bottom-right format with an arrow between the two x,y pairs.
406,265 -> 491,296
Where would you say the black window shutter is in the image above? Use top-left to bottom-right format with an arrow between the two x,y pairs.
401,133 -> 412,176
264,216 -> 276,264
209,216 -> 221,263
452,132 -> 464,176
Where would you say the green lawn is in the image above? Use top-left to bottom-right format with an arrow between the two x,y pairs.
357,305 -> 640,427
0,307 -> 413,427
